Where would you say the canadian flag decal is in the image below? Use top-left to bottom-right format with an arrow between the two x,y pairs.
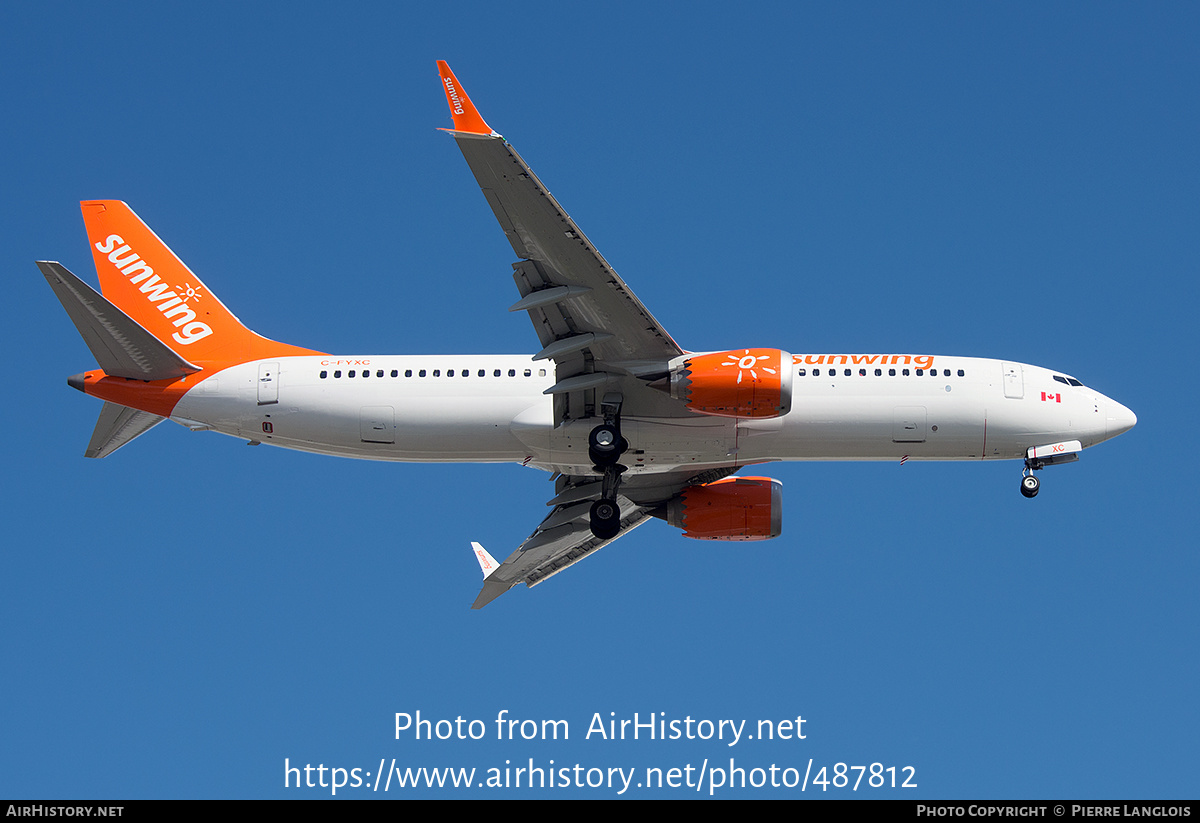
1041,392 -> 1061,403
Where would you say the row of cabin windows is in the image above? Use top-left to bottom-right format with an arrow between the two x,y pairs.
319,367 -> 548,379
799,367 -> 966,378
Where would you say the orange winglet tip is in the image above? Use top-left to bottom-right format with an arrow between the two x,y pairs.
437,60 -> 496,136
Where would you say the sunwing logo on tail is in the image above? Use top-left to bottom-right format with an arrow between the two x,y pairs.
94,234 -> 213,345
443,76 -> 466,115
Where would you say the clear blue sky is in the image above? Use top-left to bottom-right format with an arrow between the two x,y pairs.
2,2 -> 1196,799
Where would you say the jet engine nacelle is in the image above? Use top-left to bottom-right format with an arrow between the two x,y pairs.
666,476 -> 783,540
664,348 -> 793,418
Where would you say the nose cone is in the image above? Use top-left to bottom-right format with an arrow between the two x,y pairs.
1106,400 -> 1137,439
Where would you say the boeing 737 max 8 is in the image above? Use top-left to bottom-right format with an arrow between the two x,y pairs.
40,62 -> 1136,608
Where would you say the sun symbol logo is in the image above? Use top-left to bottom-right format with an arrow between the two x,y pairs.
722,350 -> 777,384
176,282 -> 204,304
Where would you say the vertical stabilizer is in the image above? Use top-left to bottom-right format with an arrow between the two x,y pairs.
80,201 -> 318,365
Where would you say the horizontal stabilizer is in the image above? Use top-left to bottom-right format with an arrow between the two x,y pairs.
38,261 -> 200,381
85,401 -> 165,458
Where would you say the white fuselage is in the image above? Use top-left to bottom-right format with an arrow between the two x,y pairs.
171,350 -> 1132,479
170,353 -> 1134,476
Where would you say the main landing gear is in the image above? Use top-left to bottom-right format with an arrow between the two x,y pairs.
588,394 -> 627,540
1020,458 -> 1043,499
589,497 -> 621,540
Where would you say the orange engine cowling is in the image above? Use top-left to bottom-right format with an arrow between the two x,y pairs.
667,348 -> 793,418
667,477 -> 783,540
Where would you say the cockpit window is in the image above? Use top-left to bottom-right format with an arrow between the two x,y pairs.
1053,375 -> 1085,387
1053,375 -> 1069,385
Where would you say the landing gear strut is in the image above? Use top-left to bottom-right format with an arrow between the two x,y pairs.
588,393 -> 627,540
1020,458 -> 1043,498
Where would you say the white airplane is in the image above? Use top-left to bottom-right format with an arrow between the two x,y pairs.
41,62 -> 1136,608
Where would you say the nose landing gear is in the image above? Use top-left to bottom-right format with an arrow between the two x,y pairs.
1020,458 -> 1043,498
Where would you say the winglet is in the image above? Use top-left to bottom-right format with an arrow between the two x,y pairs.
471,542 -> 513,609
437,61 -> 496,136
471,541 -> 500,579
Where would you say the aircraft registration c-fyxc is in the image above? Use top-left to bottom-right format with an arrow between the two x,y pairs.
39,62 -> 1136,609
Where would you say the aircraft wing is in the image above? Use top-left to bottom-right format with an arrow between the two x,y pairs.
470,466 -> 738,608
437,62 -> 686,423
471,494 -> 651,609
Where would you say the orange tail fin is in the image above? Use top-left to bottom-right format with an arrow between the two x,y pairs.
80,201 -> 318,365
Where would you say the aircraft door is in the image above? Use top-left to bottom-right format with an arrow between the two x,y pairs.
257,362 -> 279,405
892,406 -> 927,442
1002,362 -> 1024,399
360,406 -> 396,444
